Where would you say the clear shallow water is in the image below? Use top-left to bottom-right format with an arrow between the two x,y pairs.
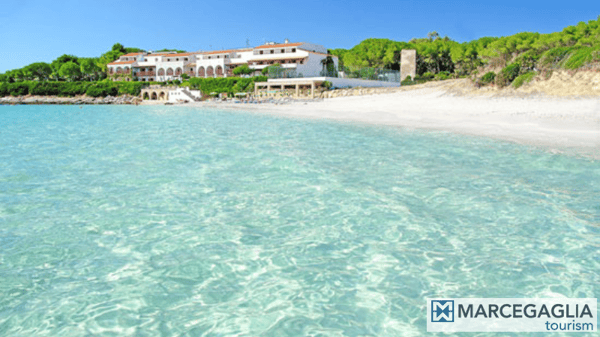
0,105 -> 598,336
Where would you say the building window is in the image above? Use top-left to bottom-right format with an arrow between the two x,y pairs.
176,58 -> 179,61
270,50 -> 274,54
292,48 -> 296,52
281,49 -> 284,53
217,56 -> 219,59
208,56 -> 211,59
155,58 -> 158,61
167,58 -> 170,61
184,58 -> 188,61
259,51 -> 263,55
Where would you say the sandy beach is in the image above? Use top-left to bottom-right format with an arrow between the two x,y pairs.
185,80 -> 600,158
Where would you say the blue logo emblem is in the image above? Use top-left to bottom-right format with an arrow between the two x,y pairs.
431,300 -> 454,322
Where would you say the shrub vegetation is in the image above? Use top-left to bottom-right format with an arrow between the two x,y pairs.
188,76 -> 267,96
512,72 -> 536,88
480,72 -> 496,85
0,81 -> 142,98
495,63 -> 521,87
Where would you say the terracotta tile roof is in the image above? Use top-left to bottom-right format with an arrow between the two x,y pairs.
203,49 -> 237,55
108,60 -> 136,65
199,48 -> 252,55
122,52 -> 144,57
148,52 -> 194,57
255,42 -> 303,49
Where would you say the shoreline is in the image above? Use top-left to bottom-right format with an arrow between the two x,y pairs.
183,84 -> 600,159
0,95 -> 141,105
2,80 -> 599,159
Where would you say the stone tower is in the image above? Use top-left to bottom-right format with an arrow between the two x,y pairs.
401,49 -> 417,81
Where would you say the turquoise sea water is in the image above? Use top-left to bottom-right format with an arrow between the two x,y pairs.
0,105 -> 598,336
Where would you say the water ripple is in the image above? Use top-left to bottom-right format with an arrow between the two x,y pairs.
0,105 -> 598,336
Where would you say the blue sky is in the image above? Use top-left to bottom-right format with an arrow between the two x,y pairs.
0,0 -> 598,72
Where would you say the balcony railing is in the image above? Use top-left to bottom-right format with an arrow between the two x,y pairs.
136,71 -> 155,76
115,70 -> 131,75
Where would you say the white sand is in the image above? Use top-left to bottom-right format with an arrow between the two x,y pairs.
188,84 -> 599,158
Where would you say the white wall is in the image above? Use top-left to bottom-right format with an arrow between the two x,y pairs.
326,77 -> 401,88
266,77 -> 400,88
156,61 -> 185,81
195,58 -> 228,78
168,87 -> 202,102
296,53 -> 326,77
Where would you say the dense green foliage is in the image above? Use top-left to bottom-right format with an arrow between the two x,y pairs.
58,62 -> 82,81
232,64 -> 253,76
155,48 -> 186,54
187,76 -> 267,95
480,71 -> 496,84
1,43 -> 144,83
512,72 -> 536,88
495,62 -> 521,87
85,83 -> 118,97
330,16 -> 600,87
0,81 -> 143,98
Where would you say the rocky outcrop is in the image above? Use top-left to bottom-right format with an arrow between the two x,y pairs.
0,95 -> 143,105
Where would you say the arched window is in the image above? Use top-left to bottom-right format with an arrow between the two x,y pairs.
198,67 -> 205,77
206,66 -> 214,76
167,68 -> 174,76
158,68 -> 165,76
175,68 -> 182,76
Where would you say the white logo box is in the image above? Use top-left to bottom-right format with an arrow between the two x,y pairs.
427,298 -> 597,332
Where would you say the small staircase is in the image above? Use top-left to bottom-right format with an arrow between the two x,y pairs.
180,89 -> 201,102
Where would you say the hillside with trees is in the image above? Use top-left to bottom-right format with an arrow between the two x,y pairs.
330,16 -> 600,88
0,43 -> 145,83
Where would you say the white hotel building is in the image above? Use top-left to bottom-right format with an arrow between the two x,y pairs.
107,42 -> 338,82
